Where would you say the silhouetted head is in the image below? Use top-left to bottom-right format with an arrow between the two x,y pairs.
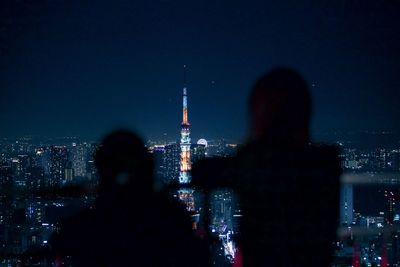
95,130 -> 153,198
249,67 -> 311,146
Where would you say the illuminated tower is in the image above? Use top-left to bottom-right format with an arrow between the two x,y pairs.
179,65 -> 192,184
177,65 -> 195,213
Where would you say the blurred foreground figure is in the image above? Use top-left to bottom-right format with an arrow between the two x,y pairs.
193,68 -> 341,266
50,130 -> 207,266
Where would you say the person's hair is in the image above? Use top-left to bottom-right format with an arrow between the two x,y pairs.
95,130 -> 153,194
249,67 -> 312,142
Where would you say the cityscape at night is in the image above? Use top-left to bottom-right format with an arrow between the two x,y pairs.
1,0 -> 400,266
1,130 -> 400,265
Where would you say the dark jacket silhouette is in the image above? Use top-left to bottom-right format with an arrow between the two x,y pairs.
192,68 -> 341,266
50,130 -> 208,266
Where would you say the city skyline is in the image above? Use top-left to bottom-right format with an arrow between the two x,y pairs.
1,0 -> 399,141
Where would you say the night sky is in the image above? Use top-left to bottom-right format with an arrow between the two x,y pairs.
1,0 -> 399,142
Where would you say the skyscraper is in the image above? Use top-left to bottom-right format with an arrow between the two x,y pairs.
164,143 -> 180,183
190,144 -> 206,164
85,143 -> 99,181
340,184 -> 354,226
11,155 -> 32,187
25,166 -> 45,191
71,143 -> 87,178
385,190 -> 397,225
49,146 -> 68,186
33,147 -> 51,175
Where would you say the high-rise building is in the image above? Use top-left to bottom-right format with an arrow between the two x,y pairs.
0,165 -> 14,249
64,161 -> 74,182
33,147 -> 51,175
71,143 -> 87,178
26,201 -> 45,226
0,166 -> 13,226
190,144 -> 206,164
85,143 -> 99,182
164,143 -> 180,183
211,189 -> 235,232
340,184 -> 354,226
49,146 -> 69,186
385,190 -> 397,225
388,150 -> 400,171
11,155 -> 32,187
25,167 -> 45,191
152,145 -> 165,188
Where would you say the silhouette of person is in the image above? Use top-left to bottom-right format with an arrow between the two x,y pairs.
192,67 -> 341,266
50,130 -> 208,266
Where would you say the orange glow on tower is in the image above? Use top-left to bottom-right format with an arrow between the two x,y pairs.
179,65 -> 192,184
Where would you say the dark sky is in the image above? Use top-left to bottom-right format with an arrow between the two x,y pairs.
1,0 -> 399,142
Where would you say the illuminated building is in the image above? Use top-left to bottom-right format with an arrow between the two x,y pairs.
384,190 -> 397,225
33,147 -> 51,175
11,155 -> 32,187
211,190 -> 234,232
164,143 -> 180,183
65,161 -> 74,182
340,184 -> 353,226
190,144 -> 206,164
86,159 -> 97,181
71,143 -> 87,178
49,146 -> 69,186
85,143 -> 99,181
152,145 -> 165,188
26,167 -> 45,191
206,139 -> 238,158
0,166 -> 13,226
26,201 -> 45,226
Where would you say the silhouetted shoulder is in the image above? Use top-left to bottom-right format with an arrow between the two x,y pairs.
50,192 -> 208,267
298,144 -> 341,173
231,142 -> 341,266
307,143 -> 341,163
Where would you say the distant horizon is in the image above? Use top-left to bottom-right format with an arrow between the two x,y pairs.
1,129 -> 399,147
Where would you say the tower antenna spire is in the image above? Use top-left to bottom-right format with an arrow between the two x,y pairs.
183,64 -> 187,87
